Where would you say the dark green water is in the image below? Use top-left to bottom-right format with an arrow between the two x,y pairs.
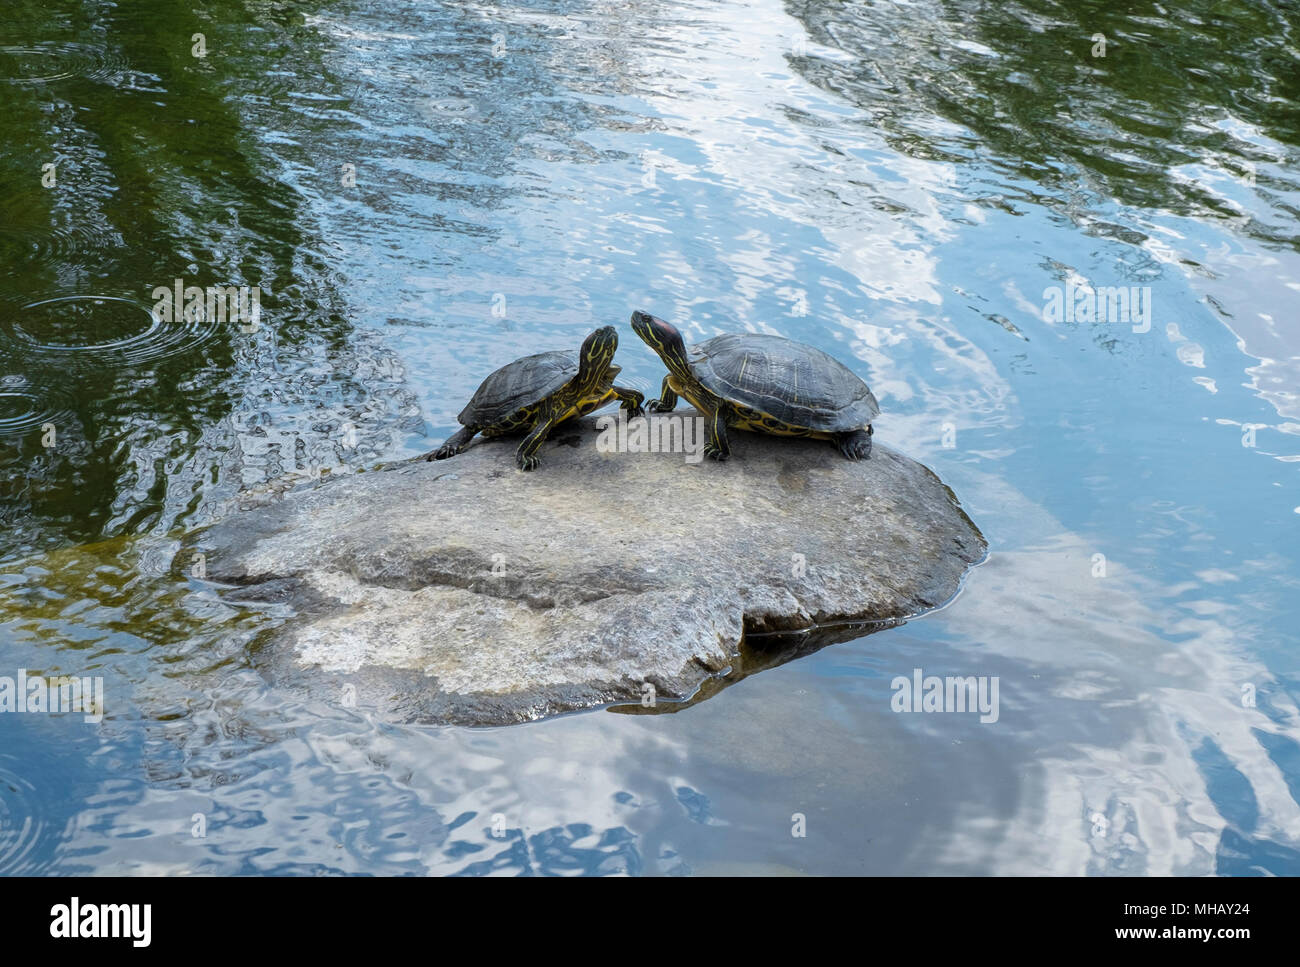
1,0 -> 1297,874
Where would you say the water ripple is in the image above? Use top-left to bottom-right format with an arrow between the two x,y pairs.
0,760 -> 50,874
0,42 -> 128,85
0,224 -> 125,273
0,373 -> 74,438
3,295 -> 221,367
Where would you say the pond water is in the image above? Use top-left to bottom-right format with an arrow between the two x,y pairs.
1,0 -> 1297,875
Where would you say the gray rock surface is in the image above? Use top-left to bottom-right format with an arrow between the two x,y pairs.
188,410 -> 985,725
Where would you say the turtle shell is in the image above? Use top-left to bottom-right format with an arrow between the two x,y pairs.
690,333 -> 879,431
458,350 -> 578,426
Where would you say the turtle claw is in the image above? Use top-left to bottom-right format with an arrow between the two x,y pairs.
517,453 -> 541,471
835,428 -> 873,461
646,399 -> 672,413
704,444 -> 729,462
836,440 -> 868,460
622,403 -> 646,420
427,426 -> 477,462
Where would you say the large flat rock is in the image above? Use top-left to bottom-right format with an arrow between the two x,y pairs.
188,411 -> 985,725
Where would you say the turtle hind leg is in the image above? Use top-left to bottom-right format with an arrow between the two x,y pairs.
425,425 -> 477,461
833,426 -> 872,460
704,406 -> 731,461
613,385 -> 645,419
647,375 -> 678,413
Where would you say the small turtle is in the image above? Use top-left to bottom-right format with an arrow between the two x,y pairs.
630,310 -> 879,461
426,325 -> 643,470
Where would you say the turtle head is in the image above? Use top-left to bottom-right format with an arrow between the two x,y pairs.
576,325 -> 619,390
631,310 -> 690,377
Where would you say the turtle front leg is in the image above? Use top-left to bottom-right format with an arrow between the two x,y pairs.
516,407 -> 560,471
833,426 -> 873,461
612,385 -> 645,419
424,425 -> 477,461
703,406 -> 731,461
647,376 -> 677,413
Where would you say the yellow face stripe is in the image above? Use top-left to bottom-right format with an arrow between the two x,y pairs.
642,328 -> 666,354
560,390 -> 616,422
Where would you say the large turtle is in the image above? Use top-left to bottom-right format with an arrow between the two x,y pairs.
426,325 -> 644,470
630,310 -> 879,461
